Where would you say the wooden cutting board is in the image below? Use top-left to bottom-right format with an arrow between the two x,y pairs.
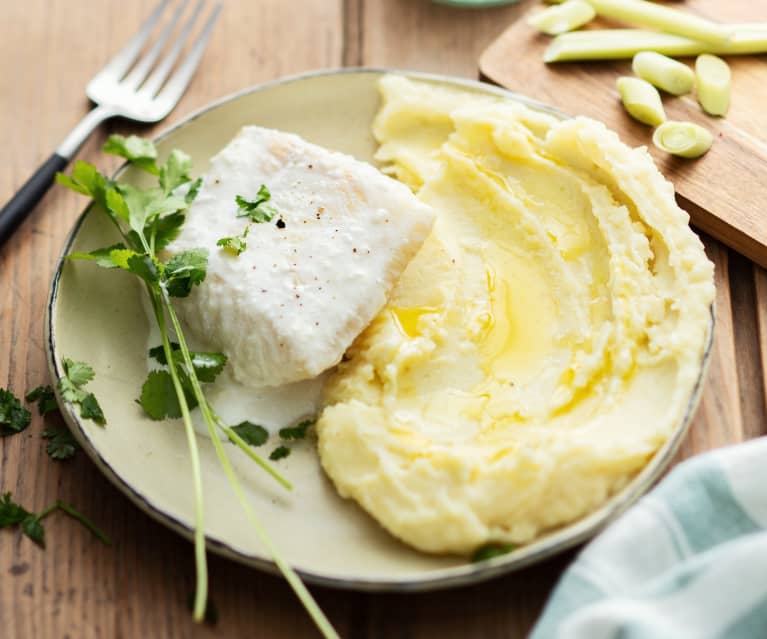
479,1 -> 767,267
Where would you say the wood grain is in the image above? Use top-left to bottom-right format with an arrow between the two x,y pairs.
1,1 -> 765,638
479,1 -> 767,268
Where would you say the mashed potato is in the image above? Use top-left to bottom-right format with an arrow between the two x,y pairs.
316,75 -> 715,555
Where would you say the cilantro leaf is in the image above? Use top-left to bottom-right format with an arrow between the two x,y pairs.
217,225 -> 249,256
117,184 -> 188,238
185,178 -> 203,204
63,359 -> 95,386
57,377 -> 87,404
150,344 -> 226,383
269,445 -> 290,461
42,425 -> 79,460
147,195 -> 189,220
105,187 -> 131,224
79,394 -> 106,425
119,184 -> 157,234
148,343 -> 178,365
235,186 -> 277,223
25,385 -> 58,416
0,492 -> 31,527
231,421 -> 268,447
67,244 -> 128,269
139,370 -> 182,420
187,352 -> 227,383
160,149 -> 192,194
127,253 -> 163,285
21,516 -> 45,547
103,134 -> 159,175
164,248 -> 208,298
471,543 -> 516,563
0,388 -> 32,436
150,212 -> 186,251
278,419 -> 314,441
56,161 -> 110,209
57,359 -> 105,426
107,249 -> 163,285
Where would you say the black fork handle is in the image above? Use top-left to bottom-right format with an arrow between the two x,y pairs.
0,153 -> 69,246
0,105 -> 115,248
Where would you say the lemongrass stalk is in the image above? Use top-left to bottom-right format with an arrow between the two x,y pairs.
162,294 -> 339,639
653,121 -> 713,158
529,0 -> 595,36
616,76 -> 666,126
545,29 -> 767,62
695,54 -> 731,116
632,51 -> 695,96
582,0 -> 731,44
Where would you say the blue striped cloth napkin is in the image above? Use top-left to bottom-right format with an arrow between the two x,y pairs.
530,436 -> 767,639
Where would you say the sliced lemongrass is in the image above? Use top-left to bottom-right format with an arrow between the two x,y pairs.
653,121 -> 713,158
529,0 -> 596,36
584,0 -> 731,44
544,29 -> 767,62
632,51 -> 695,96
696,54 -> 731,116
616,76 -> 666,126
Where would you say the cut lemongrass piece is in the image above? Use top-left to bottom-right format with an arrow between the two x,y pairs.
696,54 -> 731,116
544,29 -> 767,62
617,76 -> 666,126
632,51 -> 695,96
584,0 -> 731,44
529,0 -> 596,36
653,121 -> 713,158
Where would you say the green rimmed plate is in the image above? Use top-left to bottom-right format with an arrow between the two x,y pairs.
46,68 -> 713,591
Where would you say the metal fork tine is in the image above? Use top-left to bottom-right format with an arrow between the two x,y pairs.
140,0 -> 206,97
122,0 -> 190,90
99,0 -> 171,81
155,4 -> 222,107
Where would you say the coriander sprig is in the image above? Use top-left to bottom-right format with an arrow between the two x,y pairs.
0,492 -> 110,548
56,135 -> 336,637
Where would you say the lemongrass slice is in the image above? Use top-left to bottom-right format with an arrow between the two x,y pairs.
544,29 -> 767,62
695,54 -> 731,116
616,76 -> 666,126
653,121 -> 713,158
529,0 -> 596,36
632,51 -> 695,95
585,0 -> 731,45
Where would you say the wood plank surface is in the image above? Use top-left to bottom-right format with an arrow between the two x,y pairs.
1,1 -> 765,638
479,1 -> 767,268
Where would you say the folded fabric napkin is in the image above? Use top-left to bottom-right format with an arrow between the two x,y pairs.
531,436 -> 767,639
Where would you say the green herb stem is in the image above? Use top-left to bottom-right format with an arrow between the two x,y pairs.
36,503 -> 59,520
211,412 -> 292,491
162,292 -> 338,639
151,289 -> 208,623
54,502 -> 112,545
36,500 -> 111,545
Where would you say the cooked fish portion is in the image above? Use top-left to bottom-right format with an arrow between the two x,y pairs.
167,126 -> 435,388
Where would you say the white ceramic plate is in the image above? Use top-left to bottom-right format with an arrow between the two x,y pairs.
46,69 -> 713,591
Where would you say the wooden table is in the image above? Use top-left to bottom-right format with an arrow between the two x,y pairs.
1,1 -> 765,637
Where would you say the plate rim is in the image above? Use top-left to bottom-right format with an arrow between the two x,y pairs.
45,67 -> 715,592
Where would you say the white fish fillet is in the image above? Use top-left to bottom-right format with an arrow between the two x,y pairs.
167,126 -> 435,388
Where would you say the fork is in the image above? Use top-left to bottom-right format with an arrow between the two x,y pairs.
0,0 -> 222,246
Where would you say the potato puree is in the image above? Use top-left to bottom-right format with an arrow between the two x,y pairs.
316,75 -> 715,555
